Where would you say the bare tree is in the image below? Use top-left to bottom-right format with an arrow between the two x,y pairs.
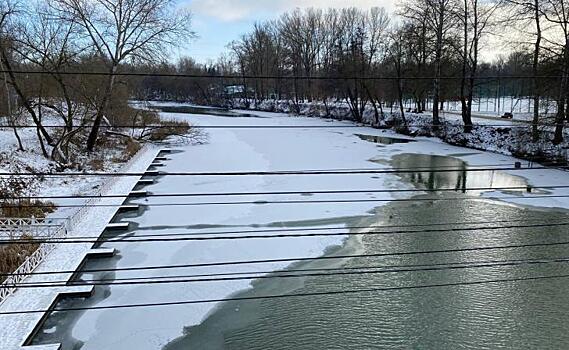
279,9 -> 325,104
0,0 -> 23,150
506,0 -> 546,141
388,26 -> 409,129
0,0 -> 56,150
53,0 -> 193,151
537,0 -> 569,144
362,7 -> 391,124
400,0 -> 459,127
11,2 -> 91,161
458,0 -> 502,132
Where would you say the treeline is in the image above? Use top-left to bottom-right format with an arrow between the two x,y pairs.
3,0 -> 569,153
0,0 -> 192,163
133,1 -> 569,143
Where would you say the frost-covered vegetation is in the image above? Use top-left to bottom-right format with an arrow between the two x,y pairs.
0,0 -> 200,241
0,0 -> 194,166
0,234 -> 38,283
231,99 -> 569,164
130,1 -> 569,159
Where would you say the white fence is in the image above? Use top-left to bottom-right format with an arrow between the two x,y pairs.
0,144 -> 156,305
0,221 -> 67,304
0,218 -> 64,239
66,143 -> 154,230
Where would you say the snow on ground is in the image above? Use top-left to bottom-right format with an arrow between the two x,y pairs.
54,111 -> 414,350
0,144 -> 161,350
232,99 -> 569,163
3,104 -> 569,349
440,97 -> 557,119
0,114 -> 134,221
33,106 -> 569,350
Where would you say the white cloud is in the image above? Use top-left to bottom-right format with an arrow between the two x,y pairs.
188,0 -> 396,22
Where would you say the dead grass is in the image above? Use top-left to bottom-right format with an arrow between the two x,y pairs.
124,138 -> 142,157
1,199 -> 56,219
148,120 -> 191,141
0,177 -> 57,218
88,158 -> 105,171
112,138 -> 142,163
0,234 -> 40,283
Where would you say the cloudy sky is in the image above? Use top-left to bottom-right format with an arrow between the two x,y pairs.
179,0 -> 397,63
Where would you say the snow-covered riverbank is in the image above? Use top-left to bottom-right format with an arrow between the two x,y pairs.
228,99 -> 569,164
27,106 -> 569,349
0,115 -> 143,221
0,145 -> 161,350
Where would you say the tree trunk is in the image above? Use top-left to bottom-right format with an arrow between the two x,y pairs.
554,98 -> 565,145
365,83 -> 380,125
531,0 -> 542,142
0,47 -> 53,146
0,56 -> 22,151
553,40 -> 569,145
37,89 -> 48,158
86,65 -> 117,152
433,76 -> 441,127
432,2 -> 445,129
466,15 -> 479,134
460,0 -> 472,133
396,75 -> 407,128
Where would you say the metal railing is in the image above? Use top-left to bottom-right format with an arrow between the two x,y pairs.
0,218 -> 64,239
66,143 -> 154,230
0,222 -> 67,304
0,144 -> 156,305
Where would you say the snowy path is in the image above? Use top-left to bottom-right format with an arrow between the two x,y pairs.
0,145 -> 161,350
439,110 -> 530,126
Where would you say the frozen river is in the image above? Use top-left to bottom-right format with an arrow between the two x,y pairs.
31,107 -> 569,349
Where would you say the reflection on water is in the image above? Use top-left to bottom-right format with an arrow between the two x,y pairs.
159,154 -> 567,350
356,134 -> 414,145
162,197 -> 569,350
151,105 -> 262,118
388,153 -> 530,194
27,150 -> 562,350
28,215 -> 365,350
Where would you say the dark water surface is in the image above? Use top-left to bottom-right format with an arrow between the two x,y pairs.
29,150 -> 569,350
388,153 -> 531,194
150,105 -> 262,118
161,154 -> 569,350
163,196 -> 569,350
356,134 -> 414,145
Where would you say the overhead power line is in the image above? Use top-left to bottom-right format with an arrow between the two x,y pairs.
5,256 -> 569,290
88,218 -> 569,241
1,163 -> 532,178
3,194 -> 569,211
6,184 -> 558,201
3,222 -> 569,244
21,218 -> 556,241
0,165 -> 564,177
2,273 -> 568,315
10,256 -> 565,286
3,238 -> 569,279
0,122 -> 563,129
0,70 -> 561,81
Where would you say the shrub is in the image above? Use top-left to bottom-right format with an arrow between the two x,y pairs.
0,234 -> 40,283
148,119 -> 191,141
0,177 -> 56,218
88,158 -> 105,171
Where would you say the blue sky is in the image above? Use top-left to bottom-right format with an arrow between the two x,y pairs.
178,0 -> 397,63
